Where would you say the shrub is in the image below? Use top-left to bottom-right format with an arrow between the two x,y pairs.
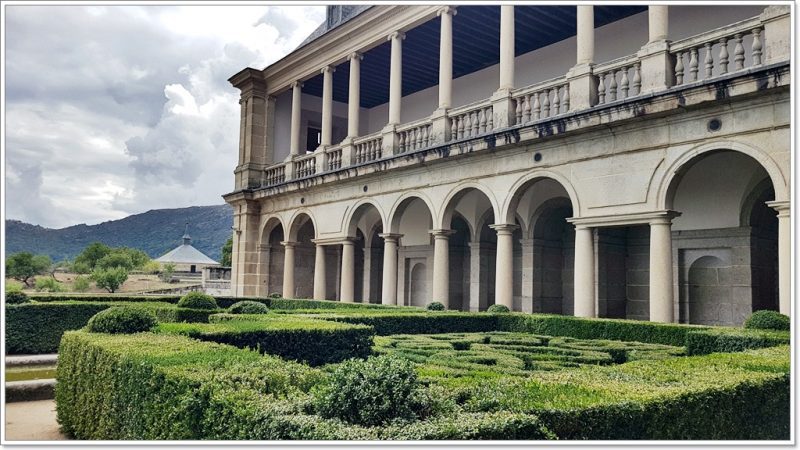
86,307 -> 158,334
162,317 -> 374,366
92,267 -> 129,293
229,301 -> 269,315
7,302 -> 114,353
745,310 -> 790,331
177,291 -> 218,310
72,275 -> 91,292
140,261 -> 162,275
269,292 -> 282,299
426,302 -> 446,311
5,280 -> 24,293
487,304 -> 510,313
314,354 -> 432,427
331,313 -> 500,335
35,276 -> 65,293
6,291 -> 30,305
158,263 -> 176,282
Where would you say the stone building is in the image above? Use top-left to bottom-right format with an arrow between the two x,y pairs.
223,4 -> 791,326
155,226 -> 220,274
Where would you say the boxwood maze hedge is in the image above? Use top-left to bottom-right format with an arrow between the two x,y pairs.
56,329 -> 789,440
159,317 -> 374,366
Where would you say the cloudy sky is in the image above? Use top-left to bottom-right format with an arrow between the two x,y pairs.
4,4 -> 325,229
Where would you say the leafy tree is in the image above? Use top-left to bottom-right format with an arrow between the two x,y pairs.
95,252 -> 134,271
6,252 -> 51,286
221,237 -> 233,267
141,261 -> 162,274
92,267 -> 129,293
115,247 -> 150,269
74,242 -> 111,271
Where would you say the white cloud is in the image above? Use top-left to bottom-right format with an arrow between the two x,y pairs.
4,5 -> 325,228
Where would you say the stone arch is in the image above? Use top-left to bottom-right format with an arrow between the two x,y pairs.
257,216 -> 286,297
259,216 -> 285,243
501,170 -> 580,224
286,209 -> 318,242
344,199 -> 387,238
686,255 -> 731,326
437,182 -> 500,230
387,192 -> 437,234
657,141 -> 788,210
409,262 -> 428,307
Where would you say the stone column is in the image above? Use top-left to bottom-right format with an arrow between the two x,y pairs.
767,201 -> 790,315
340,240 -> 355,302
576,5 -> 594,64
388,31 -> 406,125
574,226 -> 595,317
491,224 -> 518,309
257,243 -> 271,297
320,65 -> 335,147
649,215 -> 677,323
438,7 -> 456,109
648,6 -> 668,43
313,242 -> 326,300
290,81 -> 303,156
362,246 -> 372,302
347,53 -> 362,138
519,239 -> 534,313
430,229 -> 455,307
230,200 -> 261,297
468,243 -> 482,311
380,233 -> 402,305
281,241 -> 297,298
229,68 -> 268,189
498,5 -> 515,91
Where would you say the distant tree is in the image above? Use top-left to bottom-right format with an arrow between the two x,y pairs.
115,247 -> 150,269
74,242 -> 111,271
6,252 -> 51,287
92,267 -> 129,293
221,237 -> 233,267
95,252 -> 134,271
73,275 -> 91,292
141,261 -> 162,274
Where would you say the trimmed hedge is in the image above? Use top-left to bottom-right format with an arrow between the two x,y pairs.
160,316 -> 374,366
178,292 -> 218,310
5,291 -> 30,305
229,300 -> 270,314
497,314 -> 709,346
685,328 -> 790,355
327,313 -> 501,336
6,301 -> 216,354
55,331 -> 322,439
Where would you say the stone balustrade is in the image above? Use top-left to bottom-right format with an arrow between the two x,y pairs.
595,55 -> 642,105
512,78 -> 570,125
354,133 -> 383,162
326,146 -> 343,171
398,120 -> 432,153
293,154 -> 317,179
448,103 -> 493,141
671,17 -> 763,86
264,165 -> 286,186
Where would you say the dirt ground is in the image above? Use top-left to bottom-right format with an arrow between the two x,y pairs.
5,400 -> 66,441
8,272 -> 199,295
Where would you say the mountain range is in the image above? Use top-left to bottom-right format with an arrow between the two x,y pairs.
5,204 -> 233,262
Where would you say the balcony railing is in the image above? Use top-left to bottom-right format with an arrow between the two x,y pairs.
255,12 -> 786,189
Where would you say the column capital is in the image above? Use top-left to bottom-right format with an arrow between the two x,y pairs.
321,65 -> 336,75
437,6 -> 457,17
379,233 -> 403,243
429,228 -> 456,238
649,210 -> 682,225
310,239 -> 328,246
388,30 -> 406,41
291,80 -> 304,89
280,240 -> 299,248
766,200 -> 791,215
340,238 -> 356,246
489,223 -> 519,235
348,51 -> 364,61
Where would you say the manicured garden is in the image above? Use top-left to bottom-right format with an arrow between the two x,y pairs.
5,291 -> 791,440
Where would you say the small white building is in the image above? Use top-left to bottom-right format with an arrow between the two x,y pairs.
155,226 -> 220,274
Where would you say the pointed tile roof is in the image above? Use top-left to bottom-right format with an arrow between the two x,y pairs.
155,223 -> 219,266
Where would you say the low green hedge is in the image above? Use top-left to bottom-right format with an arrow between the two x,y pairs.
497,314 -> 709,346
685,328 -> 790,355
160,316 -> 374,366
55,331 -> 322,439
5,301 -> 216,354
327,312 -> 501,335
